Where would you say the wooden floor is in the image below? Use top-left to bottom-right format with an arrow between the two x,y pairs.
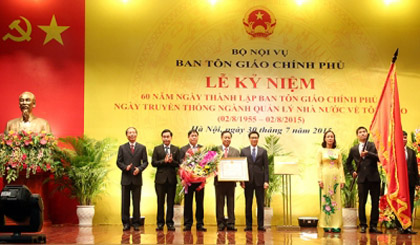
1,225 -> 420,244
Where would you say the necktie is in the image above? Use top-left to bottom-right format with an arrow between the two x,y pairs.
224,148 -> 228,158
130,144 -> 134,154
252,147 -> 256,162
165,146 -> 170,154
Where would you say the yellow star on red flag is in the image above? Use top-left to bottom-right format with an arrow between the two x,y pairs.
255,11 -> 264,20
38,15 -> 69,45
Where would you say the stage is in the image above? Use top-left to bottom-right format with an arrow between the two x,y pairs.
1,224 -> 418,244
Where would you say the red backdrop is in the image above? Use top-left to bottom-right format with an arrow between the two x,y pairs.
0,0 -> 85,224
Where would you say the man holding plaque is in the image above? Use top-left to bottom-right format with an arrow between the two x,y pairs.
152,129 -> 181,231
240,131 -> 269,232
214,130 -> 240,231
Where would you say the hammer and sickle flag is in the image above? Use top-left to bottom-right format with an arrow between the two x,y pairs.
2,16 -> 32,42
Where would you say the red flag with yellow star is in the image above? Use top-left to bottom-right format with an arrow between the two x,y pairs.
369,50 -> 411,229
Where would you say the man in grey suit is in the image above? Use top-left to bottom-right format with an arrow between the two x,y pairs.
240,131 -> 269,232
152,129 -> 181,232
116,127 -> 149,231
180,129 -> 206,231
214,130 -> 240,231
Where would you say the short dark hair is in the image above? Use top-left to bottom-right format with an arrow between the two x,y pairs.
126,127 -> 137,135
248,131 -> 259,138
161,129 -> 173,137
322,130 -> 337,149
356,126 -> 368,135
403,131 -> 408,136
188,129 -> 199,137
221,130 -> 232,138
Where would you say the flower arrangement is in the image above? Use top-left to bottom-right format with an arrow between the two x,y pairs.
0,130 -> 59,183
321,182 -> 339,224
179,146 -> 220,193
379,195 -> 397,229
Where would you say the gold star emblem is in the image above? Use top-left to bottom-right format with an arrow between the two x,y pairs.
38,15 -> 69,45
255,11 -> 264,20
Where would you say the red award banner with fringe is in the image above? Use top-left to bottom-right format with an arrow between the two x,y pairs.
369,55 -> 411,229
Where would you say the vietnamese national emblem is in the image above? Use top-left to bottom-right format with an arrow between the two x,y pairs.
243,7 -> 276,38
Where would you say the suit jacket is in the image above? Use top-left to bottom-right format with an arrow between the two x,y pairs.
116,142 -> 149,186
214,145 -> 240,186
407,147 -> 419,188
240,146 -> 269,186
346,141 -> 380,183
180,144 -> 203,162
151,144 -> 181,185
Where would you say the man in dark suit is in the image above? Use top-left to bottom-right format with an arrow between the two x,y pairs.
152,129 -> 181,232
240,131 -> 269,232
214,130 -> 240,231
346,126 -> 382,234
116,127 -> 149,231
397,131 -> 419,234
180,129 -> 206,231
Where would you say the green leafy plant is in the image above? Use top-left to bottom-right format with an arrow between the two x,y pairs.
52,136 -> 116,205
263,135 -> 291,207
341,146 -> 358,208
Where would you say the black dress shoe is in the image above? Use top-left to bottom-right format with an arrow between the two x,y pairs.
227,226 -> 237,231
258,227 -> 266,232
405,228 -> 417,234
156,224 -> 164,231
244,227 -> 252,231
123,224 -> 130,231
369,227 -> 382,234
183,226 -> 191,231
133,224 -> 140,231
197,226 -> 207,232
360,226 -> 366,233
398,227 -> 406,234
167,225 -> 176,231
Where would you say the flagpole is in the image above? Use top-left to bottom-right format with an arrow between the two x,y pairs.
392,48 -> 399,63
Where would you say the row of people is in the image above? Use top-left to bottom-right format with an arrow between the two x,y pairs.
116,126 -> 418,234
116,128 -> 269,232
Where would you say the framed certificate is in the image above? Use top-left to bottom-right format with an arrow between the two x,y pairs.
217,157 -> 249,181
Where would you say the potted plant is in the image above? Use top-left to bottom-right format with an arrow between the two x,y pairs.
52,135 -> 115,226
263,135 -> 291,227
340,149 -> 358,228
